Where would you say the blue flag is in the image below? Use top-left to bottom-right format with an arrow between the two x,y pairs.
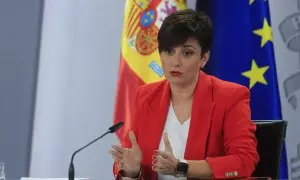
196,0 -> 288,179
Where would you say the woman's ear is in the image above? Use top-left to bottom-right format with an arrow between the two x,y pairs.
201,51 -> 210,68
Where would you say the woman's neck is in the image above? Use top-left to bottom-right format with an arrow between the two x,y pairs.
170,78 -> 198,101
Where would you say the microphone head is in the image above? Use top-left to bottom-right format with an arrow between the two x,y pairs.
109,121 -> 124,133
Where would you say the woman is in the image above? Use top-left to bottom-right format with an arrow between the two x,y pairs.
109,9 -> 259,180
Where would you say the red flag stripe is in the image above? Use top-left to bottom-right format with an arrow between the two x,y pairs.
113,56 -> 144,141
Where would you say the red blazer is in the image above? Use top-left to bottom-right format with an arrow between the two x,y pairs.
114,71 -> 259,179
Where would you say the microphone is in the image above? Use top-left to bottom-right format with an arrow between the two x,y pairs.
68,121 -> 124,180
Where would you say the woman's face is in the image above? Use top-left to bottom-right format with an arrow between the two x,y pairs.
160,38 -> 209,87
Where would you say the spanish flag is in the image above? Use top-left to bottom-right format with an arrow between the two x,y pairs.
114,0 -> 187,142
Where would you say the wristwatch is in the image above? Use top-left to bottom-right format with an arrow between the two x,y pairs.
176,159 -> 189,177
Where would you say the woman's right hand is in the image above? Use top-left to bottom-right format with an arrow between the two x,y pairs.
109,130 -> 142,178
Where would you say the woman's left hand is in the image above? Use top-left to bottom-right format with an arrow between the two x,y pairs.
152,132 -> 179,176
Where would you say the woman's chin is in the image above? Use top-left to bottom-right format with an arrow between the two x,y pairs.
168,78 -> 186,86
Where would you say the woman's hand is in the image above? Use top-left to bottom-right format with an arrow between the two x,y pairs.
152,132 -> 179,176
109,131 -> 142,178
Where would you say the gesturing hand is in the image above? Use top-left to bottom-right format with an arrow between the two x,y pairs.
152,132 -> 179,176
109,130 -> 142,178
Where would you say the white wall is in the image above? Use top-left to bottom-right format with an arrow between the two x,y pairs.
30,0 -> 197,179
30,0 -> 124,179
269,0 -> 300,179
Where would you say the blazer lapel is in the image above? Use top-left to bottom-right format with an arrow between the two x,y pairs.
141,81 -> 170,162
150,81 -> 170,150
185,71 -> 215,160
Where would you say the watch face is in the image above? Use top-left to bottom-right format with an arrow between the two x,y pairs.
177,162 -> 188,176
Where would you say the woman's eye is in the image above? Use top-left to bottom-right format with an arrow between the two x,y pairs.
183,51 -> 194,56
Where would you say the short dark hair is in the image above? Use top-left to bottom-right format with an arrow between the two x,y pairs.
157,9 -> 212,55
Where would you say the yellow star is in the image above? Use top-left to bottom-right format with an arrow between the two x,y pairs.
253,18 -> 273,47
242,59 -> 269,89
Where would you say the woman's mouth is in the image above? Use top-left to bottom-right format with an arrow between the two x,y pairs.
170,71 -> 182,77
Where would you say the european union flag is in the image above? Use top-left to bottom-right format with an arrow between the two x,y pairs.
196,0 -> 288,179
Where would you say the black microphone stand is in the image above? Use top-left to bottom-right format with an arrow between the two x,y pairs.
68,121 -> 124,180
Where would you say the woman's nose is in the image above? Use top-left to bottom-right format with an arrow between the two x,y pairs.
171,53 -> 182,67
